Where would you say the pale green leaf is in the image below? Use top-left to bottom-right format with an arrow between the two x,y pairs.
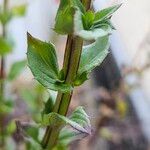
58,127 -> 84,146
27,33 -> 72,92
0,11 -> 12,25
20,88 -> 37,111
0,100 -> 14,114
17,121 -> 42,150
74,10 -> 112,40
72,0 -> 85,13
7,60 -> 27,81
25,125 -> 40,143
58,107 -> 92,146
42,106 -> 91,135
12,4 -> 27,17
6,120 -> 16,135
76,36 -> 109,83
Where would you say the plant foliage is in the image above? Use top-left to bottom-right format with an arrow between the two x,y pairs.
26,0 -> 121,149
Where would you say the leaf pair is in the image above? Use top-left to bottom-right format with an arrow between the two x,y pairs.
27,3 -> 121,91
54,0 -> 121,39
19,106 -> 91,148
74,4 -> 121,40
27,34 -> 109,91
73,5 -> 121,84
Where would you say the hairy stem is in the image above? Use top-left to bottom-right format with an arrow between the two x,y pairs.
0,0 -> 8,148
42,0 -> 92,149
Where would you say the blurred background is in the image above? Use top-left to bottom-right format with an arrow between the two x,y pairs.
0,0 -> 150,149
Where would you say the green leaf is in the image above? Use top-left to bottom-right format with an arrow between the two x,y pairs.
0,11 -> 12,25
17,121 -> 40,143
7,60 -> 27,81
93,19 -> 116,30
27,33 -> 72,92
54,0 -> 85,34
12,4 -> 27,17
25,141 -> 42,150
0,100 -> 14,114
6,120 -> 16,135
82,11 -> 95,30
25,125 -> 40,143
74,72 -> 88,86
94,4 -> 122,24
57,107 -> 92,146
20,88 -> 37,111
58,127 -> 86,146
41,96 -> 55,118
72,0 -> 85,13
74,10 -> 112,40
0,37 -> 12,55
53,144 -> 67,150
76,36 -> 109,83
42,106 -> 91,135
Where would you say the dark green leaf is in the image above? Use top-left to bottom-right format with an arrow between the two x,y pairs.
27,33 -> 72,92
7,60 -> 27,81
0,37 -> 12,55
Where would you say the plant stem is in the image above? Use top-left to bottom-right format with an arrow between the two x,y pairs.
0,0 -> 8,148
0,0 -> 7,98
42,0 -> 92,149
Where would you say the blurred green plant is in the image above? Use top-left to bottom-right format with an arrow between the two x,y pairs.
0,0 -> 27,149
25,0 -> 121,149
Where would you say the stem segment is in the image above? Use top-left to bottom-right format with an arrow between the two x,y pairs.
0,0 -> 8,148
42,0 -> 92,149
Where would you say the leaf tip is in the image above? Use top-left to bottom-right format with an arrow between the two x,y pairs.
115,3 -> 123,10
27,32 -> 32,41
